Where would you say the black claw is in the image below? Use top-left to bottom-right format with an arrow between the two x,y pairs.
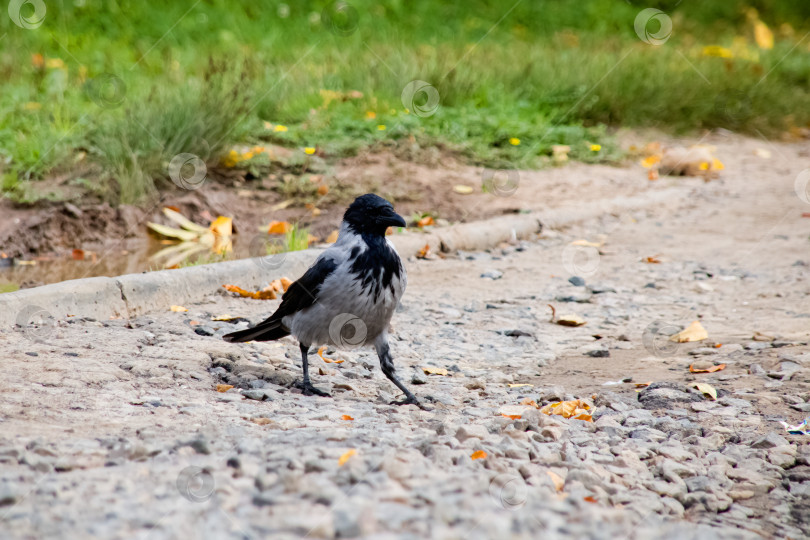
295,381 -> 331,397
390,395 -> 429,410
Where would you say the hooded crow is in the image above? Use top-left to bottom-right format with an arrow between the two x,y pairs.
223,193 -> 420,405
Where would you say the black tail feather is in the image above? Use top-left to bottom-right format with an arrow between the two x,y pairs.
223,319 -> 290,343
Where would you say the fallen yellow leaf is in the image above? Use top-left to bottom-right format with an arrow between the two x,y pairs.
670,320 -> 708,343
222,284 -> 277,300
546,470 -> 565,492
325,230 -> 340,243
754,20 -> 774,50
211,314 -> 239,321
470,450 -> 487,460
453,184 -> 473,195
422,367 -> 448,376
556,314 -> 587,327
216,384 -> 234,393
540,399 -> 593,421
693,382 -> 718,400
170,305 -> 189,312
640,155 -> 661,168
267,221 -> 291,235
508,384 -> 533,388
209,216 -> 233,237
338,449 -> 357,466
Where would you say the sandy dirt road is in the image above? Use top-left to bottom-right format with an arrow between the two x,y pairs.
1,133 -> 809,539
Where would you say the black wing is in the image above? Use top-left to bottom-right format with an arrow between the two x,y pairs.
223,256 -> 337,343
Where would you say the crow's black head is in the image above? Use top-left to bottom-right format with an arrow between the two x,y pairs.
343,193 -> 406,236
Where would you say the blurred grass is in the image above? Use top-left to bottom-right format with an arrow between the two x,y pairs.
1,0 -> 809,203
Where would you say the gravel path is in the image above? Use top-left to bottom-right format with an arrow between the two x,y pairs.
2,134 -> 810,539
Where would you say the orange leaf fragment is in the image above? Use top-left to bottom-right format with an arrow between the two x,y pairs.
317,184 -> 329,196
280,277 -> 292,291
540,399 -> 593,420
648,169 -> 659,181
643,255 -> 662,264
325,230 -> 340,243
341,415 -> 354,421
318,346 -> 344,364
689,363 -> 726,373
546,470 -> 565,491
338,449 -> 357,466
714,343 -> 722,348
71,249 -> 85,260
416,216 -> 435,228
222,284 -> 277,300
521,398 -> 540,408
470,450 -> 487,460
416,243 -> 431,259
216,384 -> 234,393
267,221 -> 291,235
583,496 -> 598,503
634,382 -> 651,388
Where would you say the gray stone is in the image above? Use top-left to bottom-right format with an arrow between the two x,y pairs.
751,432 -> 789,449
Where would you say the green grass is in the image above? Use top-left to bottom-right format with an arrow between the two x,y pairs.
1,1 -> 809,204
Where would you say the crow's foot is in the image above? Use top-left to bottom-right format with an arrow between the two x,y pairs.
390,395 -> 430,410
295,381 -> 331,397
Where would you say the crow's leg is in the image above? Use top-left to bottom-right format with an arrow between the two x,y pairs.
296,342 -> 330,397
376,337 -> 423,408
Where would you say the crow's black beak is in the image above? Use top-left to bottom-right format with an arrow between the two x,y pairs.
380,211 -> 406,228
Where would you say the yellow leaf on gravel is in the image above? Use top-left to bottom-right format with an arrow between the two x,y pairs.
693,382 -> 718,400
326,230 -> 340,243
556,314 -> 587,327
209,216 -> 233,237
540,399 -> 593,421
338,449 -> 357,466
211,314 -> 239,321
546,470 -> 565,492
216,384 -> 233,393
500,405 -> 531,419
170,305 -> 188,312
470,450 -> 487,460
670,320 -> 708,343
222,284 -> 277,300
267,221 -> 291,234
422,367 -> 448,376
508,383 -> 533,388
569,239 -> 603,248
641,155 -> 661,168
453,184 -> 473,194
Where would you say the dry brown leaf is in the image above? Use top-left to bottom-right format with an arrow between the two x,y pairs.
222,284 -> 277,300
546,470 -> 565,491
72,248 -> 85,260
416,216 -> 435,228
338,449 -> 356,466
216,384 -> 234,393
416,243 -> 431,259
540,399 -> 593,421
689,363 -> 726,373
557,314 -> 587,327
318,346 -> 344,364
670,320 -> 708,343
422,367 -> 448,376
267,221 -> 291,235
170,305 -> 189,312
325,230 -> 340,243
470,450 -> 487,460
